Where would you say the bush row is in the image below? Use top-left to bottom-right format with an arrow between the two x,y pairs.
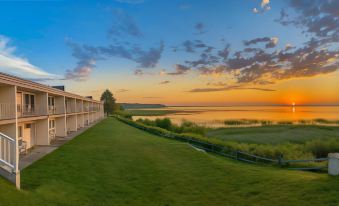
114,115 -> 339,163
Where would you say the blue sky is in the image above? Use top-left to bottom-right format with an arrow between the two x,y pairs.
0,0 -> 338,105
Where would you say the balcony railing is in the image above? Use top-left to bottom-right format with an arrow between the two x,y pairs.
0,103 -> 15,120
0,132 -> 15,172
49,128 -> 56,142
76,106 -> 83,113
48,105 -> 64,115
66,105 -> 76,114
17,104 -> 44,117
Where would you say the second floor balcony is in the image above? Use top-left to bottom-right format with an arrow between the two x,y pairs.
48,105 -> 65,115
17,104 -> 45,117
66,104 -> 76,114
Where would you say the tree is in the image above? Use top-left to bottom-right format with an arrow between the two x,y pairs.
100,89 -> 116,116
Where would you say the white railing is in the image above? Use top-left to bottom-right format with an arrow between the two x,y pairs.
0,103 -> 15,120
0,132 -> 15,171
66,104 -> 76,114
48,105 -> 64,115
49,128 -> 56,141
17,104 -> 44,117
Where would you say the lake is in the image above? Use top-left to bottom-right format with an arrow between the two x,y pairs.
132,106 -> 339,127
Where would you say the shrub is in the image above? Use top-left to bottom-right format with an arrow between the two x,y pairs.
155,118 -> 172,130
277,121 -> 293,125
313,118 -> 331,124
114,116 -> 339,162
305,138 -> 339,158
260,120 -> 273,125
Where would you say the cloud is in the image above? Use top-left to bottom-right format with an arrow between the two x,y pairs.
194,22 -> 207,35
0,35 -> 59,80
218,44 -> 230,62
167,64 -> 190,75
198,65 -> 228,76
243,37 -> 278,48
142,96 -> 161,99
117,89 -> 129,93
188,85 -> 275,93
166,0 -> 338,93
66,40 -> 164,80
253,0 -> 271,14
115,0 -> 144,4
159,80 -> 170,84
276,0 -> 339,38
108,9 -> 142,38
252,8 -> 259,14
65,40 -> 99,81
261,0 -> 270,8
134,41 -> 164,68
265,37 -> 279,48
134,69 -> 144,76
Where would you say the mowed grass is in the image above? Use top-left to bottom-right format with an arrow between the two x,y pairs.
207,125 -> 339,144
1,118 -> 339,205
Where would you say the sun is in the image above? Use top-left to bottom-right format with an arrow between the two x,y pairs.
292,102 -> 296,106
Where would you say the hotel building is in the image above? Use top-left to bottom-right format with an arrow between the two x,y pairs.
0,72 -> 104,188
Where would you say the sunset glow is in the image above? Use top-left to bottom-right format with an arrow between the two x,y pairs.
0,0 -> 338,106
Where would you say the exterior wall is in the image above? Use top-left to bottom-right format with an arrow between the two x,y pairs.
36,119 -> 49,145
55,116 -> 67,137
36,92 -> 48,115
67,115 -> 77,132
76,100 -> 83,113
0,85 -> 16,120
55,95 -> 66,114
77,114 -> 84,129
84,113 -> 89,126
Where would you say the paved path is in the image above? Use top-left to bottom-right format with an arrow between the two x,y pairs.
19,120 -> 102,170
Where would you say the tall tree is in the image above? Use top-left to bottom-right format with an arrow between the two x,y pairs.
100,89 -> 116,116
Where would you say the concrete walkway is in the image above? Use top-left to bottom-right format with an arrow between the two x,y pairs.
19,120 -> 102,170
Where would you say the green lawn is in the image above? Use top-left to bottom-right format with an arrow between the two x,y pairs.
207,125 -> 339,144
1,118 -> 339,205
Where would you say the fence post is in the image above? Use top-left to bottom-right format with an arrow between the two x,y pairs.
278,154 -> 284,167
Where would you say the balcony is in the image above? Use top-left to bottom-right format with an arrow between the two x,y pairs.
76,106 -> 83,113
0,103 -> 15,120
66,104 -> 76,114
48,105 -> 64,115
17,104 -> 45,117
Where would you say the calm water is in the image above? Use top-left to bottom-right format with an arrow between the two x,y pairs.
132,106 -> 339,126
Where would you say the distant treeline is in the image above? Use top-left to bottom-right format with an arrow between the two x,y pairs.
119,103 -> 166,109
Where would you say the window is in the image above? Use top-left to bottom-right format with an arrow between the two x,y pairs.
25,124 -> 31,129
48,96 -> 55,106
24,94 -> 35,106
18,126 -> 23,138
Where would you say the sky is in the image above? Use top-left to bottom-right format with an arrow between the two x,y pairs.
0,0 -> 338,106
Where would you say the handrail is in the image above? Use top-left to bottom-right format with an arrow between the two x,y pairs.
0,132 -> 15,170
0,132 -> 15,142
